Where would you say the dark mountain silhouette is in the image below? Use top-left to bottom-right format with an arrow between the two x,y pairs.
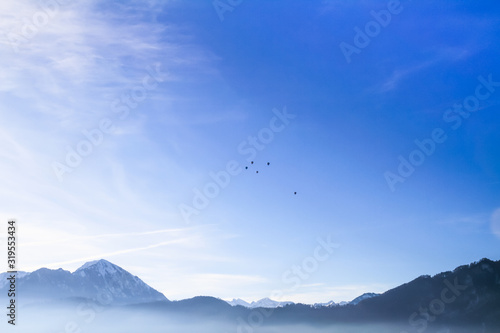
137,258 -> 499,331
352,258 -> 500,326
262,258 -> 500,331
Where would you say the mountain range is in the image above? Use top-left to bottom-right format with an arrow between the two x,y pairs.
1,258 -> 499,332
0,259 -> 377,308
226,293 -> 380,309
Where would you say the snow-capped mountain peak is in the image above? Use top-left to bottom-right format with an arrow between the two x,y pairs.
0,259 -> 167,305
227,297 -> 294,308
312,300 -> 338,308
227,298 -> 251,307
71,259 -> 167,304
227,293 -> 381,309
74,259 -> 121,277
349,292 -> 380,305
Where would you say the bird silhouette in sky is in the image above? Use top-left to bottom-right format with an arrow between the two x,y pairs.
243,160 -> 296,195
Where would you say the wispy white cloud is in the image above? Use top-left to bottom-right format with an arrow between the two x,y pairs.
32,237 -> 194,271
21,227 -> 196,247
0,0 -> 225,286
378,60 -> 437,93
490,208 -> 500,239
376,15 -> 487,94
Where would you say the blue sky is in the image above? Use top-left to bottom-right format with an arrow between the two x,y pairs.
0,0 -> 499,304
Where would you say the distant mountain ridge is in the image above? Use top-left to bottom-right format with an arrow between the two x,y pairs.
0,259 -> 379,308
128,258 -> 500,331
227,293 -> 381,309
227,297 -> 295,308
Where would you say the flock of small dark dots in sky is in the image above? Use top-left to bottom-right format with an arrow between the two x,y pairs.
245,161 -> 296,195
